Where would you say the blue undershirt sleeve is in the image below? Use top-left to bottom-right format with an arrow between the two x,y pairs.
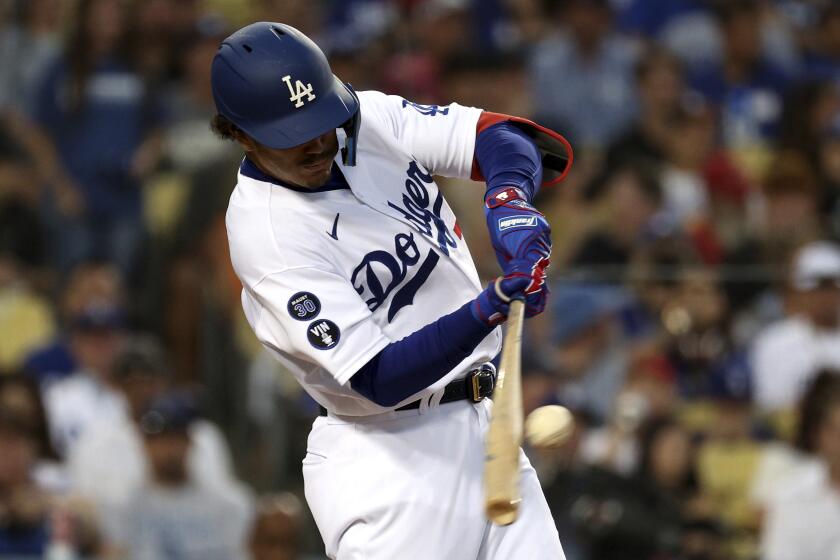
350,301 -> 495,407
474,121 -> 542,200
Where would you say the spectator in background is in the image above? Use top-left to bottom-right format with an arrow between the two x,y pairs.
623,352 -> 678,420
752,241 -> 840,414
761,372 -> 840,560
820,116 -> 840,239
0,102 -> 54,373
634,416 -> 727,559
662,265 -> 747,401
543,282 -> 631,423
606,47 -> 684,170
777,80 -> 840,162
0,209 -> 54,372
529,0 -> 639,150
756,152 -> 824,252
611,0 -> 708,40
578,387 -> 651,476
25,260 -> 125,384
0,409 -> 51,556
33,0 -> 163,278
723,152 -> 824,325
249,493 -> 304,560
658,100 -> 715,232
802,4 -> 840,82
0,375 -> 62,491
0,123 -> 47,268
129,0 -> 180,85
69,337 -> 246,532
657,97 -> 752,262
162,17 -> 235,175
536,404 -> 593,560
637,416 -> 700,514
689,0 -> 791,149
565,416 -> 706,560
116,393 -> 251,560
440,52 -> 531,120
42,295 -> 128,457
378,0 -> 471,103
628,234 -> 699,338
632,0 -> 722,71
0,0 -> 62,114
695,363 -> 763,559
0,388 -> 102,558
569,161 -> 663,283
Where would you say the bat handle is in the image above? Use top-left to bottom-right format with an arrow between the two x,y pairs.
507,299 -> 525,331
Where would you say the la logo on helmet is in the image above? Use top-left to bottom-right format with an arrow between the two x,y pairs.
282,75 -> 316,108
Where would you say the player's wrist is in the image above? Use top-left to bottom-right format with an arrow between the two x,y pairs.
485,186 -> 532,209
471,294 -> 505,327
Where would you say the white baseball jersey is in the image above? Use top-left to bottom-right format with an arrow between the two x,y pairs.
226,91 -> 502,416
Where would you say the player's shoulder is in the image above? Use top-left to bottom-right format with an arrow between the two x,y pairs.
356,89 -> 396,109
225,172 -> 293,283
356,90 -> 403,133
225,170 -> 332,285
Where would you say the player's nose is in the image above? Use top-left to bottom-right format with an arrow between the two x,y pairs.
301,132 -> 332,154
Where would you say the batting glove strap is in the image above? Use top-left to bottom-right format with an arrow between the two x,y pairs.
485,186 -> 530,209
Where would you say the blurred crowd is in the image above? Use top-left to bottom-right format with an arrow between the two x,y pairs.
0,0 -> 839,559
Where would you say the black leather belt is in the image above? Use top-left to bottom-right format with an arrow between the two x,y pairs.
318,365 -> 496,416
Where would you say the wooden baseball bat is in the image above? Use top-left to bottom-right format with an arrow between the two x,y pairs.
484,298 -> 525,525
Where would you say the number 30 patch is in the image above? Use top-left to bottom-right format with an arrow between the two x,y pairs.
287,292 -> 321,321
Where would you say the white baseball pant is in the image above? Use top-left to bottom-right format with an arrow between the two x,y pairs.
303,398 -> 566,559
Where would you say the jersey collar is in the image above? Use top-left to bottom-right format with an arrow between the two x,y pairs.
239,157 -> 350,193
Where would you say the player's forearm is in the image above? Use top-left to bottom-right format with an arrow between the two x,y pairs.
350,301 -> 494,407
474,121 -> 542,200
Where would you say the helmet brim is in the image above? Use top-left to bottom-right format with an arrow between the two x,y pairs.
241,76 -> 359,149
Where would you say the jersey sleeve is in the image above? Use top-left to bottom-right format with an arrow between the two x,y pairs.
360,91 -> 482,179
247,267 -> 390,386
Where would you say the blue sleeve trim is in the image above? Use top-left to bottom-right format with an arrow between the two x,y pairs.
475,121 -> 543,200
350,301 -> 494,407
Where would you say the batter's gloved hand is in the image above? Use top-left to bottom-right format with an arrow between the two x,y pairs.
505,256 -> 551,317
470,273 -> 550,327
485,186 -> 552,296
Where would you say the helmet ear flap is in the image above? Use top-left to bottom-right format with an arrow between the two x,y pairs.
341,85 -> 361,167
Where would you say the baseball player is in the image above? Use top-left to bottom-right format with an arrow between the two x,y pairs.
211,22 -> 572,560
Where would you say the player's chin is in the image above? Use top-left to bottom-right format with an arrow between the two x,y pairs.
295,171 -> 330,189
297,161 -> 333,187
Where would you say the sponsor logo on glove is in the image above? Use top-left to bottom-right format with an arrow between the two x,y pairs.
498,216 -> 538,231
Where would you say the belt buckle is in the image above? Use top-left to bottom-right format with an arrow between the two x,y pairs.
469,367 -> 496,402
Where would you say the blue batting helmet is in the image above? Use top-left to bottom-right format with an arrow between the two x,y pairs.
211,22 -> 360,161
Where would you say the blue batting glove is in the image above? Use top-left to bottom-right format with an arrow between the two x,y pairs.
471,276 -> 533,327
485,186 -> 552,270
485,186 -> 552,316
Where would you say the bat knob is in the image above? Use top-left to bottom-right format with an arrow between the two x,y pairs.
486,499 -> 521,526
